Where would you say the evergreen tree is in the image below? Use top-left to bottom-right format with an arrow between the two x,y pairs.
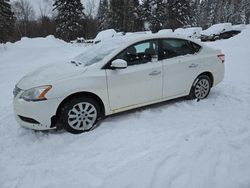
108,0 -> 142,32
238,0 -> 250,24
199,0 -> 216,28
0,0 -> 15,43
97,0 -> 110,31
124,0 -> 142,32
140,0 -> 152,30
141,0 -> 167,32
108,0 -> 123,31
199,0 -> 250,28
166,0 -> 192,29
243,0 -> 250,23
190,0 -> 200,26
53,0 -> 85,41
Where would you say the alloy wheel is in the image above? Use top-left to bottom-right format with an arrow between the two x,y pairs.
194,79 -> 210,99
67,102 -> 97,131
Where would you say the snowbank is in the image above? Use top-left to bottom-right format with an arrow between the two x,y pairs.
175,27 -> 202,38
5,35 -> 69,49
1,28 -> 250,188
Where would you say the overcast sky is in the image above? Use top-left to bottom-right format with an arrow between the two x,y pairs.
10,0 -> 100,18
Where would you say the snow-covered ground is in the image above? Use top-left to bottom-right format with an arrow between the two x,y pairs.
0,27 -> 250,188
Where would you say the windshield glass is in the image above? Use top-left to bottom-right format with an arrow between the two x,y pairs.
71,38 -> 125,66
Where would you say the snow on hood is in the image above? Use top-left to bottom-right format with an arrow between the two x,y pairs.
17,62 -> 86,90
16,37 -> 127,90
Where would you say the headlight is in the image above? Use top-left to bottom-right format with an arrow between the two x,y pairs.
20,85 -> 52,102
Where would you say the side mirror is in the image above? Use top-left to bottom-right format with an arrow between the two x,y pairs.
111,59 -> 128,69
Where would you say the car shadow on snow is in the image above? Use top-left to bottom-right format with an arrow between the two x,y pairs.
93,96 -> 200,130
25,93 -> 216,135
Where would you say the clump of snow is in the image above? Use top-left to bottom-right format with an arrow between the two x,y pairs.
94,29 -> 117,44
158,29 -> 173,34
1,27 -> 250,188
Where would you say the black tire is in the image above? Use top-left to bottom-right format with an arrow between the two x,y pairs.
59,97 -> 101,134
188,75 -> 212,100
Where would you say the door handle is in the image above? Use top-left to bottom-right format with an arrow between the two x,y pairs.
189,64 -> 198,68
149,70 -> 161,76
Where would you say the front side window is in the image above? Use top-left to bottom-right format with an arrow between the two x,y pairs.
160,39 -> 199,60
115,40 -> 158,66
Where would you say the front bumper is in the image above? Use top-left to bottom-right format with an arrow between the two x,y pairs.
13,93 -> 62,131
14,114 -> 53,131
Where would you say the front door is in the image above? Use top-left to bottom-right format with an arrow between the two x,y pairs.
106,40 -> 163,111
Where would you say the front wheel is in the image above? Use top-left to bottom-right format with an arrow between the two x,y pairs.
59,97 -> 101,134
188,75 -> 211,100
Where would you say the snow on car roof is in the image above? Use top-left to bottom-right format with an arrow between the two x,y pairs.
96,32 -> 203,53
201,23 -> 232,36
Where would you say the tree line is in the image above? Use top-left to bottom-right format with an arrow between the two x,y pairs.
1,0 -> 250,43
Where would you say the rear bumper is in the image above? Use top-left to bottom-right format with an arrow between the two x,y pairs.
13,96 -> 62,130
213,64 -> 225,87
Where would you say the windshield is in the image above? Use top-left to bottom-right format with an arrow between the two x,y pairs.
71,38 -> 124,67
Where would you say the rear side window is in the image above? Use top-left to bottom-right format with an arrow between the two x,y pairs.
159,39 -> 200,60
190,41 -> 202,53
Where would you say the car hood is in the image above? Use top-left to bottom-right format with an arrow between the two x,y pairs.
17,62 -> 87,90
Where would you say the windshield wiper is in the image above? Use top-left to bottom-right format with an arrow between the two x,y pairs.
70,61 -> 83,66
70,61 -> 78,66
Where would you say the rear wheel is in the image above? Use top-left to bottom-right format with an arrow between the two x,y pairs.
59,97 -> 101,134
188,75 -> 211,100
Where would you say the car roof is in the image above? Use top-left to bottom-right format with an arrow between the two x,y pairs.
92,33 -> 204,64
74,33 -> 207,69
102,33 -> 202,48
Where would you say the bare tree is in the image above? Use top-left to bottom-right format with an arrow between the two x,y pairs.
37,0 -> 55,37
12,0 -> 35,21
12,0 -> 35,37
85,0 -> 96,18
38,0 -> 53,18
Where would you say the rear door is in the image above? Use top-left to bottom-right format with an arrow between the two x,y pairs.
159,39 -> 201,98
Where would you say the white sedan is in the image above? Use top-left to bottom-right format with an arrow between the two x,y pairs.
13,34 -> 225,134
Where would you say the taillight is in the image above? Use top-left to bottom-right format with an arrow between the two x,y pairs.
218,54 -> 225,63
